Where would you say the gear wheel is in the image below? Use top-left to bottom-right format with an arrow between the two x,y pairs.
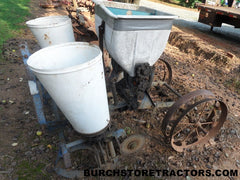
120,135 -> 145,155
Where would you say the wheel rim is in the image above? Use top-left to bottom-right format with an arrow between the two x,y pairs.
155,59 -> 172,85
162,90 -> 227,152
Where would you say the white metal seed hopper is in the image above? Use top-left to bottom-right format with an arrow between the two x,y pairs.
27,42 -> 110,135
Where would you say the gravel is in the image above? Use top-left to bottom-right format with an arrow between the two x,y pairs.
140,0 -> 240,41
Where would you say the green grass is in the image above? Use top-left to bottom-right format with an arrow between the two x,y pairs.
155,0 -> 200,8
16,160 -> 50,180
0,0 -> 30,57
176,0 -> 201,8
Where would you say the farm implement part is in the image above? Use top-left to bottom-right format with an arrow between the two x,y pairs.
55,128 -> 139,178
161,90 -> 227,152
23,1 -> 229,178
120,134 -> 145,155
20,42 -> 145,178
104,51 -> 228,152
26,16 -> 75,48
95,1 -> 228,152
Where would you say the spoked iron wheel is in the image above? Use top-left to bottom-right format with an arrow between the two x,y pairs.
162,90 -> 227,152
120,135 -> 145,155
155,59 -> 172,85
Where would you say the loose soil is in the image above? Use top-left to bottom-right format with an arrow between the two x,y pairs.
0,1 -> 240,179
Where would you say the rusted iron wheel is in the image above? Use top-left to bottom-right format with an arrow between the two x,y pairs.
162,90 -> 227,152
120,135 -> 145,155
156,59 -> 172,85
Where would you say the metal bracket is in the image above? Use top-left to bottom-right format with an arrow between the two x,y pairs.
20,43 -> 64,129
98,21 -> 105,53
98,21 -> 107,75
55,128 -> 127,178
20,43 -> 47,125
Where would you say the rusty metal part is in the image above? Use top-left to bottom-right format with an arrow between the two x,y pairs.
162,89 -> 215,135
162,89 -> 227,152
152,80 -> 182,97
155,59 -> 172,85
120,135 -> 145,155
98,141 -> 107,163
72,23 -> 85,35
108,141 -> 116,158
115,63 -> 154,109
111,81 -> 119,106
109,101 -> 127,111
135,63 -> 155,93
110,60 -> 172,110
151,59 -> 180,99
163,82 -> 182,97
99,21 -> 105,63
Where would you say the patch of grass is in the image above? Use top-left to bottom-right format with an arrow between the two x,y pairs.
154,0 -> 200,8
0,0 -> 30,58
150,0 -> 181,6
176,0 -> 201,8
16,160 -> 50,180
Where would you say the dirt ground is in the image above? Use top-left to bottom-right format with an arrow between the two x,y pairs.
0,0 -> 240,179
